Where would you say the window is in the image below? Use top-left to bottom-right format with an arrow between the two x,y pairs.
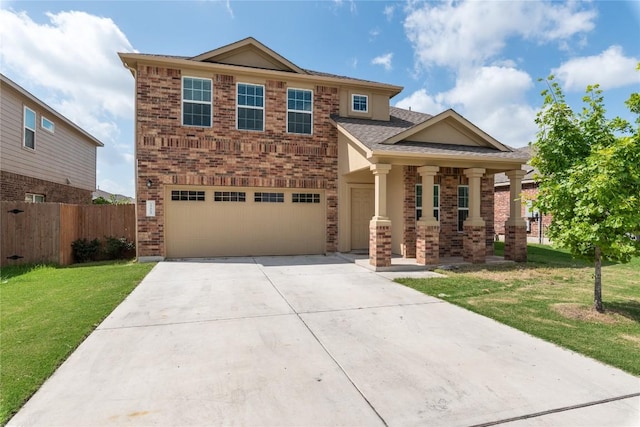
415,184 -> 439,221
287,88 -> 312,134
292,193 -> 320,204
214,191 -> 246,202
171,190 -> 205,201
254,192 -> 284,203
182,77 -> 212,127
352,94 -> 368,112
237,83 -> 264,131
458,185 -> 469,232
24,106 -> 36,149
25,193 -> 45,203
41,117 -> 55,133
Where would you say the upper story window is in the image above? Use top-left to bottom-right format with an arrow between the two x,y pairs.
287,88 -> 312,135
25,193 -> 45,203
182,77 -> 212,127
24,106 -> 36,150
458,185 -> 469,232
352,94 -> 368,113
41,117 -> 55,133
416,184 -> 439,221
237,83 -> 264,131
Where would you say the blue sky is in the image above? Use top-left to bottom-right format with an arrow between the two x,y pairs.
1,1 -> 639,197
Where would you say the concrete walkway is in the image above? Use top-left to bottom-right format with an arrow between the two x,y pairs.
9,255 -> 639,426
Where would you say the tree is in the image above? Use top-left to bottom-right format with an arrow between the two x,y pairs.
531,75 -> 640,312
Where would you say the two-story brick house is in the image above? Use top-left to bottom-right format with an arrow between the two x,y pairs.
1,74 -> 103,204
119,38 -> 529,268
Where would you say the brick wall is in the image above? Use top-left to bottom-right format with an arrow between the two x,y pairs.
494,182 -> 551,240
135,65 -> 340,257
0,170 -> 91,204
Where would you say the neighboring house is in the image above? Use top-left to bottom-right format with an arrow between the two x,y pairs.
0,74 -> 103,204
92,188 -> 134,204
119,38 -> 529,267
494,146 -> 551,243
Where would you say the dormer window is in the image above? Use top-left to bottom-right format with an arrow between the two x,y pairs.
237,83 -> 264,131
352,94 -> 368,113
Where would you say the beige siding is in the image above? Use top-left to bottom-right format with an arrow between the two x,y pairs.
0,83 -> 97,191
407,118 -> 490,147
338,88 -> 390,120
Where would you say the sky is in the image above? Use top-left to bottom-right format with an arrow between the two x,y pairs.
1,1 -> 639,198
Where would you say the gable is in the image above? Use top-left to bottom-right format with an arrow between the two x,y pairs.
190,37 -> 306,74
406,117 -> 493,148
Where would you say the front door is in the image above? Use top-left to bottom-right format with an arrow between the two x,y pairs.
350,187 -> 375,250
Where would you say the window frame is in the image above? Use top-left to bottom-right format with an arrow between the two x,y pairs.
214,191 -> 246,202
23,106 -> 36,150
457,185 -> 469,232
286,88 -> 313,135
25,193 -> 45,203
41,116 -> 55,133
170,190 -> 205,201
182,76 -> 212,128
415,184 -> 440,221
292,193 -> 321,204
236,82 -> 265,132
254,192 -> 284,203
351,94 -> 368,113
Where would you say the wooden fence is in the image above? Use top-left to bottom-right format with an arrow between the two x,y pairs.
1,202 -> 135,267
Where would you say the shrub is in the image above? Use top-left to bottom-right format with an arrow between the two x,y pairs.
103,236 -> 135,260
71,238 -> 101,263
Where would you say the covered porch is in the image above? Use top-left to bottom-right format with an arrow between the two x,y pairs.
332,107 -> 529,269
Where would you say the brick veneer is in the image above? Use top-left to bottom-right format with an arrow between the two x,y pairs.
416,222 -> 439,265
494,182 -> 551,240
402,166 -> 417,257
463,225 -> 486,263
505,224 -> 527,261
135,65 -> 340,257
369,221 -> 392,267
0,170 -> 91,204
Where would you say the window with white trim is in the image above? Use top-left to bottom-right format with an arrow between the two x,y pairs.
25,193 -> 45,203
458,185 -> 469,232
287,88 -> 312,134
41,117 -> 55,133
24,106 -> 36,149
237,83 -> 264,131
182,77 -> 212,127
352,94 -> 368,112
415,184 -> 439,221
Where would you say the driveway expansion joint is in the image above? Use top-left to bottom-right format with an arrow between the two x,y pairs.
97,312 -> 295,331
297,300 -> 444,316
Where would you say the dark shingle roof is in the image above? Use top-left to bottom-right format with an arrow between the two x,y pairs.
494,146 -> 538,184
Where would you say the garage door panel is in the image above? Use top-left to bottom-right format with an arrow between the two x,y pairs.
166,187 -> 325,258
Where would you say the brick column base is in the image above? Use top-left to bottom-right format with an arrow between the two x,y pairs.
463,225 -> 486,264
369,220 -> 392,267
505,224 -> 527,262
416,222 -> 440,265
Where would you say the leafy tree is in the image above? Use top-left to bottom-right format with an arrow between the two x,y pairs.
531,75 -> 640,312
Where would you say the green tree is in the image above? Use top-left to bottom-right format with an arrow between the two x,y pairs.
531,75 -> 640,312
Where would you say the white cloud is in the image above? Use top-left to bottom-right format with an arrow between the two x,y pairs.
0,9 -> 137,194
404,1 -> 597,71
383,5 -> 394,21
553,45 -> 640,91
372,52 -> 393,71
396,66 -> 538,147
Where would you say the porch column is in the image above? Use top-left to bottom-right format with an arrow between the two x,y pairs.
416,166 -> 440,265
369,163 -> 392,267
504,169 -> 527,262
463,168 -> 486,263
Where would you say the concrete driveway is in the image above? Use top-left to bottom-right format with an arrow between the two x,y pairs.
9,255 -> 639,426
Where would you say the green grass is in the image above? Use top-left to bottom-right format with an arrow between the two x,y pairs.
396,243 -> 640,376
0,261 -> 155,424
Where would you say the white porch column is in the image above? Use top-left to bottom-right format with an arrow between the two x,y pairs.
417,166 -> 439,225
370,163 -> 392,220
505,169 -> 527,227
463,168 -> 486,227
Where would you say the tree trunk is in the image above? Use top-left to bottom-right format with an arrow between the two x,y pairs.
594,246 -> 603,313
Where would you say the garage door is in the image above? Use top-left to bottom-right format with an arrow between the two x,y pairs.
165,186 -> 326,258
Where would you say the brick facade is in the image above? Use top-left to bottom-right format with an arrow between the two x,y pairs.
135,65 -> 340,257
505,224 -> 527,261
416,223 -> 439,265
0,170 -> 91,204
463,225 -> 486,263
402,166 -> 417,257
494,182 -> 551,240
369,221 -> 392,267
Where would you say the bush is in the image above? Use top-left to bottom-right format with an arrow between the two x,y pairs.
104,236 -> 135,260
71,238 -> 101,263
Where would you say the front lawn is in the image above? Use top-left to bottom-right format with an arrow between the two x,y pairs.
0,261 -> 155,424
396,243 -> 640,376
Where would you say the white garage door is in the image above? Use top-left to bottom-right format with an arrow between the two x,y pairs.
165,186 -> 326,258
